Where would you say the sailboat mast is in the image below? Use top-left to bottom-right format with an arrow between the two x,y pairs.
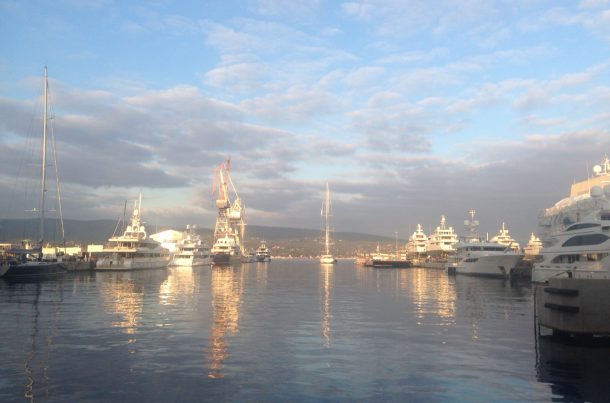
324,183 -> 330,255
39,66 -> 48,244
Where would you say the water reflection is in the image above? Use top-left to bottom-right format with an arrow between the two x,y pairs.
536,336 -> 610,401
159,266 -> 199,306
206,265 -> 244,379
99,273 -> 144,336
18,281 -> 62,402
320,264 -> 333,347
405,269 -> 456,323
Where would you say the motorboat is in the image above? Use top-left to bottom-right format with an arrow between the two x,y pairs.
95,193 -> 170,270
169,225 -> 212,267
256,241 -> 271,262
452,210 -> 524,277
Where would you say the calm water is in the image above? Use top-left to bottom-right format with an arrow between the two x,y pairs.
1,260 -> 609,402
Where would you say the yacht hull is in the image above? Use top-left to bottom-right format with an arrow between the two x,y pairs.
95,256 -> 170,271
455,254 -> 523,277
212,253 -> 242,266
1,261 -> 66,279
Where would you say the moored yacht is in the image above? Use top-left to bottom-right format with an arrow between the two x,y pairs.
169,225 -> 212,267
256,241 -> 271,262
490,222 -> 521,251
452,210 -> 524,277
406,224 -> 428,258
426,215 -> 459,258
523,233 -> 543,258
532,190 -> 610,283
95,194 -> 170,271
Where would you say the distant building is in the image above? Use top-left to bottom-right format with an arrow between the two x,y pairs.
150,229 -> 184,253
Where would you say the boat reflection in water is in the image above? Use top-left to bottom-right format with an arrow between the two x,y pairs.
100,273 -> 145,336
159,265 -> 198,306
320,264 -> 333,347
536,336 -> 610,402
206,265 -> 244,379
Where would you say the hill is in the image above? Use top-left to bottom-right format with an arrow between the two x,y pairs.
0,219 -> 401,257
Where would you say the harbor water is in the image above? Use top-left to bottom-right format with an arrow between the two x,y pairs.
1,260 -> 609,402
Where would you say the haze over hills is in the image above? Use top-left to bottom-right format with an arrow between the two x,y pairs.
0,219 -> 402,257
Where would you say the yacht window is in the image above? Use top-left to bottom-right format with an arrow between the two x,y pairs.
565,223 -> 601,231
562,233 -> 609,247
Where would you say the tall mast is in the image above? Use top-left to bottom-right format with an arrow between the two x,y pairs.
324,183 -> 331,255
39,66 -> 48,244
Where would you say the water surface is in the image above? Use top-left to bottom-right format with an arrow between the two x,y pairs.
1,260 -> 608,401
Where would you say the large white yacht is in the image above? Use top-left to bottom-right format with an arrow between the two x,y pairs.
490,222 -> 521,251
532,188 -> 610,283
406,224 -> 428,257
452,210 -> 524,277
169,225 -> 212,267
426,215 -> 459,258
95,193 -> 170,271
256,241 -> 271,262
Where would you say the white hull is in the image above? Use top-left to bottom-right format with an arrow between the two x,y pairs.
320,255 -> 337,264
96,255 -> 170,271
532,262 -> 610,283
456,253 -> 523,277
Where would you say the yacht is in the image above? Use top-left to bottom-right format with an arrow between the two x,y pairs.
406,224 -> 428,258
538,155 -> 610,245
95,194 -> 170,270
256,241 -> 271,262
452,211 -> 524,277
490,222 -> 521,251
169,225 -> 212,267
211,159 -> 245,265
426,215 -> 459,258
532,190 -> 610,283
523,233 -> 543,258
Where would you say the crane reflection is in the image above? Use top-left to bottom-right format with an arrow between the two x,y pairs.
205,265 -> 244,378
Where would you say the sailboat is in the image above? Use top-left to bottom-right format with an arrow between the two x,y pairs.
320,183 -> 337,264
1,67 -> 67,279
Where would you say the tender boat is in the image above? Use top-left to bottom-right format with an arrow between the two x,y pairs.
94,193 -> 170,270
169,225 -> 212,267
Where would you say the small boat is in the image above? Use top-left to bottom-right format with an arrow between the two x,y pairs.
1,67 -> 67,280
320,183 -> 337,264
256,241 -> 271,262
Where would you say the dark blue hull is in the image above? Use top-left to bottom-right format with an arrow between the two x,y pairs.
2,262 -> 67,279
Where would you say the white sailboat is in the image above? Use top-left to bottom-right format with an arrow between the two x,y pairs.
320,183 -> 337,264
211,159 -> 245,265
1,67 -> 67,279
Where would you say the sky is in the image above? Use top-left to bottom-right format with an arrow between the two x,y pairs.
1,0 -> 610,244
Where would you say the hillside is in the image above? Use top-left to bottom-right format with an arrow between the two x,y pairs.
0,219 -> 402,257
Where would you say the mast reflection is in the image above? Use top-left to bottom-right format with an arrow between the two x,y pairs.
206,265 -> 244,378
320,264 -> 333,347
